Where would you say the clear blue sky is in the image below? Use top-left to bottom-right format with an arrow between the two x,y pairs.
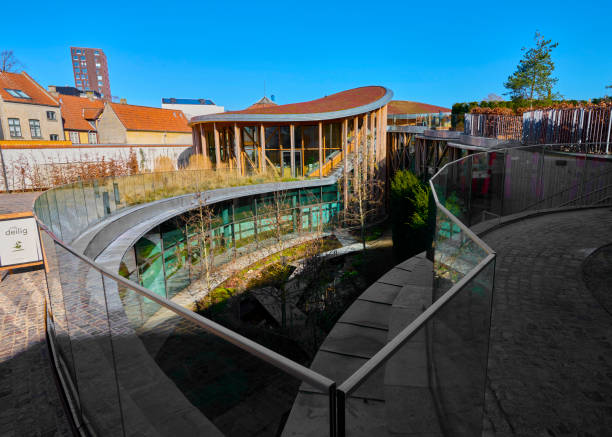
4,0 -> 611,110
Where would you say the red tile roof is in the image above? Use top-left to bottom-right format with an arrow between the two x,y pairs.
109,103 -> 190,132
0,72 -> 59,107
227,86 -> 387,115
58,94 -> 104,131
387,100 -> 451,115
247,96 -> 277,110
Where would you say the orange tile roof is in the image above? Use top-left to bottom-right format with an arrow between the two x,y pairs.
58,94 -> 105,131
387,100 -> 451,115
226,86 -> 387,115
0,72 -> 59,107
109,103 -> 190,132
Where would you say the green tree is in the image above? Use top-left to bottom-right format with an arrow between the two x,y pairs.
390,170 -> 433,261
504,32 -> 559,104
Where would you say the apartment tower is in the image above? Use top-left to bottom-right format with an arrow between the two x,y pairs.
69,47 -> 111,99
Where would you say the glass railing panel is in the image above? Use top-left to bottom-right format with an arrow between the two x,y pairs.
46,189 -> 63,239
468,151 -> 505,226
71,181 -> 89,235
442,155 -> 472,225
55,183 -> 78,241
433,207 -> 488,300
114,283 -> 331,436
342,256 -> 495,437
502,146 -> 544,215
80,180 -> 99,225
581,153 -> 612,207
54,241 -> 124,435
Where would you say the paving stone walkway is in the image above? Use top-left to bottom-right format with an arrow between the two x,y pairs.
0,193 -> 71,436
482,208 -> 612,436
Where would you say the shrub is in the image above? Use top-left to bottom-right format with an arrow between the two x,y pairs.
390,170 -> 434,261
154,155 -> 176,172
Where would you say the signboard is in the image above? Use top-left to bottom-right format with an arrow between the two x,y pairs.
0,212 -> 44,270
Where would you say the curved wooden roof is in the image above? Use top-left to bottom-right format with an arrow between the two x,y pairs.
387,100 -> 451,115
191,86 -> 393,124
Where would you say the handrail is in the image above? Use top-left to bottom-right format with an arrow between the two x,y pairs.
39,220 -> 336,393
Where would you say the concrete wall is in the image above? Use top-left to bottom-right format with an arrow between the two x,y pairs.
0,143 -> 192,191
161,103 -> 224,120
0,101 -> 64,141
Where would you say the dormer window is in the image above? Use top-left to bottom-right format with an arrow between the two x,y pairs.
5,89 -> 31,99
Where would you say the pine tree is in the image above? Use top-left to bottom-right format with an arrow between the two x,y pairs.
504,32 -> 559,104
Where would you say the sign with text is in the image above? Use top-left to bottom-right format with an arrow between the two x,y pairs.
0,213 -> 44,270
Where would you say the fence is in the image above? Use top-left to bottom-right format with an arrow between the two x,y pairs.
34,145 -> 612,436
464,113 -> 523,140
522,107 -> 612,151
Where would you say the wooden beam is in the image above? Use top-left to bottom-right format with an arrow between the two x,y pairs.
213,123 -> 221,169
233,123 -> 242,175
201,125 -> 208,159
290,124 -> 296,177
343,119 -> 348,210
260,124 -> 266,173
318,121 -> 323,178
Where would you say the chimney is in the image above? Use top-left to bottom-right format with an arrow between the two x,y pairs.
47,85 -> 58,97
86,90 -> 95,101
119,98 -> 127,104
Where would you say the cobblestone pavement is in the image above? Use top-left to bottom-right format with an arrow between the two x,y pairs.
482,208 -> 612,436
0,193 -> 71,436
0,192 -> 39,215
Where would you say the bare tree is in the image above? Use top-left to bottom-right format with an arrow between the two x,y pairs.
0,50 -> 21,72
344,134 -> 385,250
185,192 -> 217,296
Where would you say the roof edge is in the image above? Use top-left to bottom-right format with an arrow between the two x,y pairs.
189,87 -> 394,125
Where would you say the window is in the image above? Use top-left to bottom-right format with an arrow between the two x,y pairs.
95,63 -> 101,68
76,80 -> 82,85
83,68 -> 87,74
47,111 -> 57,121
69,131 -> 80,143
98,81 -> 103,87
88,132 -> 97,144
73,55 -> 78,60
29,119 -> 41,138
8,118 -> 21,137
94,50 -> 100,56
75,68 -> 80,73
50,134 -> 59,141
5,89 -> 31,99
76,49 -> 81,54
97,75 -> 102,80
81,56 -> 85,61
74,62 -> 78,67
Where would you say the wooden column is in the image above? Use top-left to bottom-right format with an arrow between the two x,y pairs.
318,122 -> 323,178
213,123 -> 221,169
290,124 -> 296,177
260,124 -> 266,172
233,124 -> 242,175
342,119 -> 348,209
368,111 -> 375,178
192,125 -> 200,154
201,126 -> 208,159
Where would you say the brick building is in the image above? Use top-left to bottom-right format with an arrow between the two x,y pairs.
69,47 -> 111,99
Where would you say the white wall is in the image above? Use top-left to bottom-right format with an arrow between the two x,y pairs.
161,103 -> 224,120
0,144 -> 192,191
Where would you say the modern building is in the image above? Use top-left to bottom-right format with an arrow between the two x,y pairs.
161,98 -> 224,119
0,71 -> 64,141
97,101 -> 192,144
69,47 -> 111,99
387,100 -> 451,128
49,85 -> 102,99
189,86 -> 393,177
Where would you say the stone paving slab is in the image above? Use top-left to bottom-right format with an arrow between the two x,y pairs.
482,208 -> 612,436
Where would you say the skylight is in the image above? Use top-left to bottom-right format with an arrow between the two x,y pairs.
5,89 -> 31,99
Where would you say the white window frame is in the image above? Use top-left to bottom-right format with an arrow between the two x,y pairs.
46,111 -> 57,121
69,131 -> 80,144
88,132 -> 98,144
29,119 -> 42,138
8,118 -> 21,137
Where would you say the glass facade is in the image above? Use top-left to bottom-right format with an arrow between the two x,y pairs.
120,184 -> 342,306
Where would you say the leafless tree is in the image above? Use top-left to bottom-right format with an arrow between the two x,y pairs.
0,50 -> 21,72
184,192 -> 218,295
344,134 -> 385,250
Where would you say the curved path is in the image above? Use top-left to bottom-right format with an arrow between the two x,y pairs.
482,208 -> 612,436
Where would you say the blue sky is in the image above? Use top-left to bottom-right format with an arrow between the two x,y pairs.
4,0 -> 611,110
